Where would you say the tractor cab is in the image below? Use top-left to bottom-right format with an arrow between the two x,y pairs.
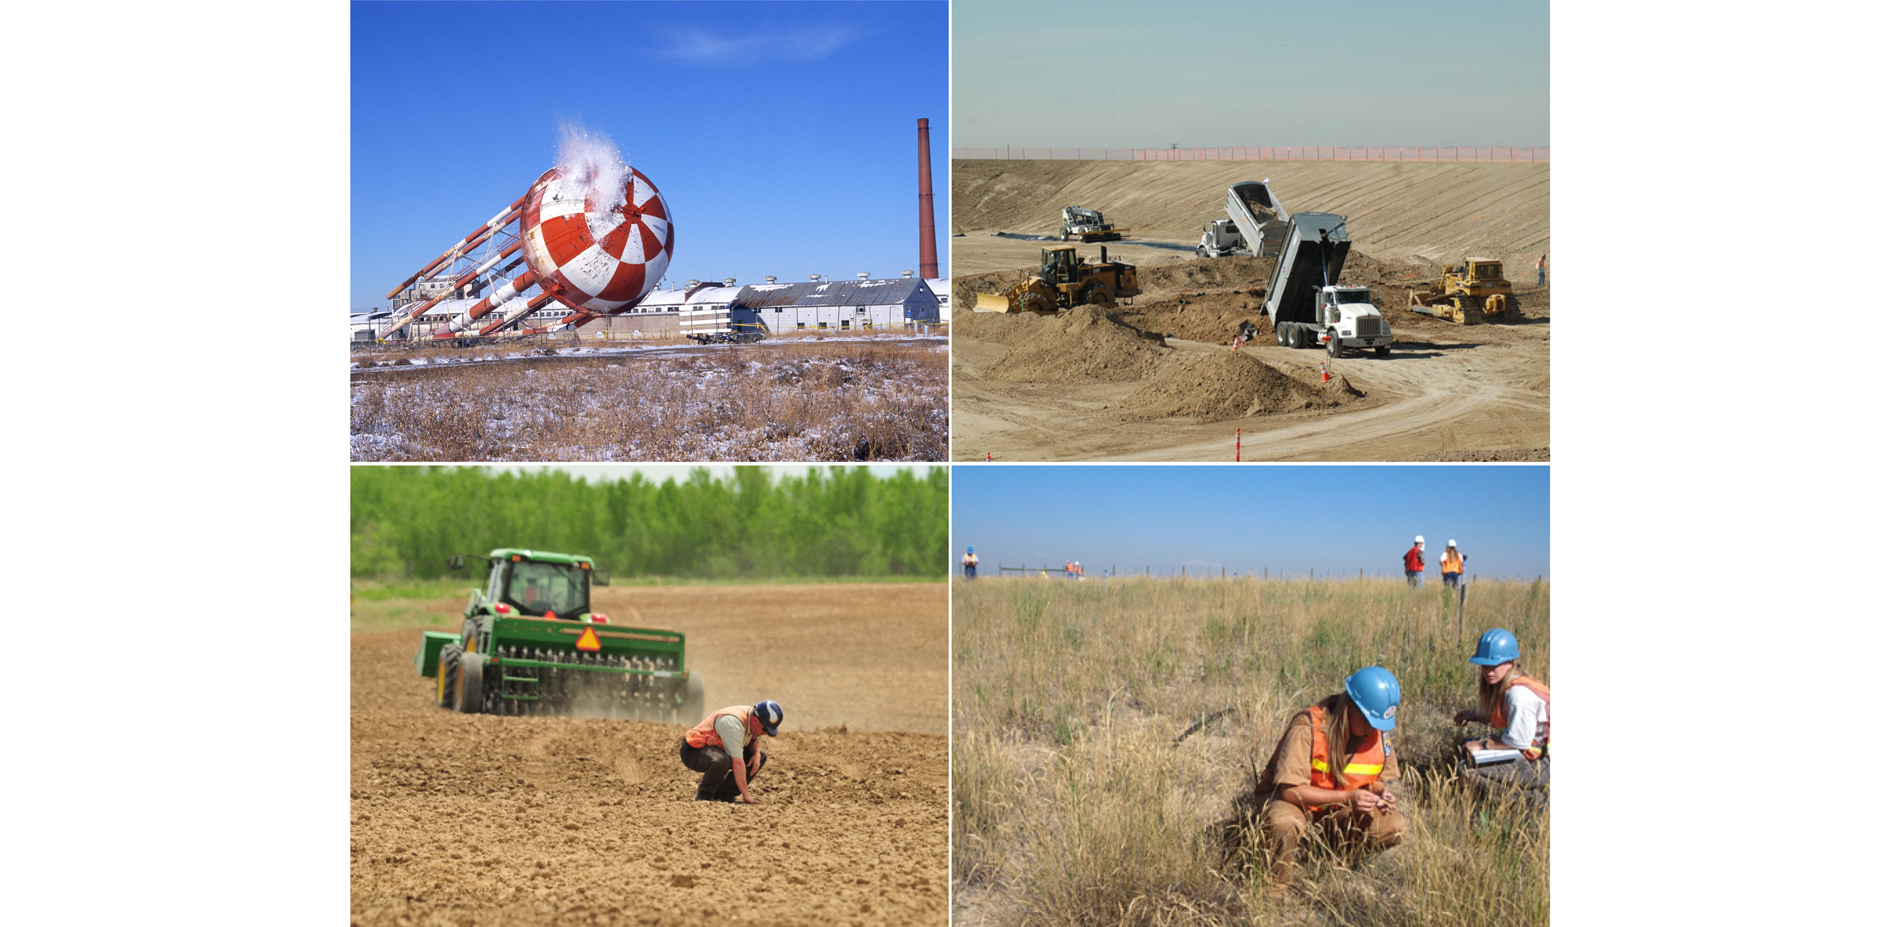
1467,260 -> 1504,282
1041,246 -> 1081,285
485,549 -> 593,620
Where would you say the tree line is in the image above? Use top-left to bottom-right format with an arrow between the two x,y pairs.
351,466 -> 949,580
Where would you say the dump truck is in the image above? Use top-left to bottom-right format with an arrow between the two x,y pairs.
1058,206 -> 1128,243
973,245 -> 1140,314
1257,213 -> 1393,357
1197,218 -> 1247,258
1407,257 -> 1521,324
1223,181 -> 1291,257
414,548 -> 705,720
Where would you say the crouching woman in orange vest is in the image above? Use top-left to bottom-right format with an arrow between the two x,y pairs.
1252,667 -> 1407,893
1454,629 -> 1550,808
679,700 -> 783,803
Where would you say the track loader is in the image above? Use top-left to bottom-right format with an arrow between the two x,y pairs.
1058,206 -> 1129,242
974,245 -> 1140,314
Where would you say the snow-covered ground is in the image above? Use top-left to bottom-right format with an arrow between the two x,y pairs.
351,340 -> 947,462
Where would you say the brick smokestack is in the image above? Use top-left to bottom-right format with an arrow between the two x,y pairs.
916,118 -> 940,279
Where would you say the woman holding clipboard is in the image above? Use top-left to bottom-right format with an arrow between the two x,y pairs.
1454,628 -> 1551,807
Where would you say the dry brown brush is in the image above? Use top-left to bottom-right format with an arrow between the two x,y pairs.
953,576 -> 1549,927
350,340 -> 947,461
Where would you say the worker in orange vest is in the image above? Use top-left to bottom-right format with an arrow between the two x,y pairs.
1455,629 -> 1550,807
1249,667 -> 1406,897
1403,535 -> 1426,588
1439,540 -> 1465,588
679,700 -> 782,803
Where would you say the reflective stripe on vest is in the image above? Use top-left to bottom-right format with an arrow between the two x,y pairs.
1443,550 -> 1463,573
1304,705 -> 1386,811
1487,675 -> 1551,759
684,706 -> 757,751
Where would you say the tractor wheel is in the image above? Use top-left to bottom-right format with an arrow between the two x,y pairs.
1197,246 -> 1209,259
1020,292 -> 1053,315
453,651 -> 485,714
1375,344 -> 1392,357
1083,284 -> 1114,307
1275,323 -> 1289,347
1327,332 -> 1343,358
1290,326 -> 1308,350
436,644 -> 462,709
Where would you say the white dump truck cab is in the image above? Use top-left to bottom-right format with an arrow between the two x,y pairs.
1317,285 -> 1394,357
1197,218 -> 1245,258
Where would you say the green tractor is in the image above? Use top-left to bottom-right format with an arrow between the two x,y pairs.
412,548 -> 705,721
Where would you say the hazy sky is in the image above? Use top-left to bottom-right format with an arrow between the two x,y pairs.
952,0 -> 1549,149
954,465 -> 1550,580
351,1 -> 948,310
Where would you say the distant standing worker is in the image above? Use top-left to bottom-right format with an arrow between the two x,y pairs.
1251,666 -> 1406,897
1454,629 -> 1550,808
1536,253 -> 1547,286
962,546 -> 979,580
679,700 -> 783,803
1403,535 -> 1426,588
1440,540 -> 1466,588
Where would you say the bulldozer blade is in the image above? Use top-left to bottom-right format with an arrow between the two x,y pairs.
974,293 -> 1015,313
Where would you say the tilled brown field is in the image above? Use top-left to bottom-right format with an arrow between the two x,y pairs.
352,584 -> 948,926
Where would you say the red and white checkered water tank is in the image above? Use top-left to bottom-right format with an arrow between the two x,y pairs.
518,165 -> 674,313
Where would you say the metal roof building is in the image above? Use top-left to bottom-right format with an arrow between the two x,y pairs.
731,277 -> 940,335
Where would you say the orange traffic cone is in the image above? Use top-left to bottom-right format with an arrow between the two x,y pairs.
1320,360 -> 1331,383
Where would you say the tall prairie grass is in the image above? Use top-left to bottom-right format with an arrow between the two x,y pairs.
350,339 -> 947,461
953,576 -> 1548,926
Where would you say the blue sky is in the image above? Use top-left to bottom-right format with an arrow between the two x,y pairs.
954,465 -> 1550,580
351,1 -> 948,310
952,0 -> 1548,148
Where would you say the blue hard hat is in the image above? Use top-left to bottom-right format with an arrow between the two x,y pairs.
1469,629 -> 1521,666
967,546 -> 974,554
753,699 -> 783,736
1344,666 -> 1402,731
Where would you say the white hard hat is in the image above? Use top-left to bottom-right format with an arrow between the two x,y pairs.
1448,539 -> 1458,547
1414,535 -> 1424,544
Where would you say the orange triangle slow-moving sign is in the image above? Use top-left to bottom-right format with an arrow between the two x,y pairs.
576,626 -> 602,652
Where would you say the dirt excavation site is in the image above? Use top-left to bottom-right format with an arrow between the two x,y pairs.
351,583 -> 947,927
951,159 -> 1549,461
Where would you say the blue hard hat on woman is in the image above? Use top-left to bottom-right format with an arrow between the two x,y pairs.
1344,666 -> 1402,731
1469,629 -> 1520,666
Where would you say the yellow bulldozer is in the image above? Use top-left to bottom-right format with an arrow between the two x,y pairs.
1407,257 -> 1520,324
974,245 -> 1140,314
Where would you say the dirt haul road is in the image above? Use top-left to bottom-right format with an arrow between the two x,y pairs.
951,159 -> 1549,461
351,583 -> 947,927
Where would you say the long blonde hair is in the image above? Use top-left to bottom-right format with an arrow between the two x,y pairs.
1320,692 -> 1358,787
1477,662 -> 1524,719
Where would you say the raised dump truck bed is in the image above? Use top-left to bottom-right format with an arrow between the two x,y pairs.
1260,213 -> 1352,327
1224,181 -> 1291,257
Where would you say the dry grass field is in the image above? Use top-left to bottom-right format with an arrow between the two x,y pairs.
953,577 -> 1549,927
350,338 -> 947,461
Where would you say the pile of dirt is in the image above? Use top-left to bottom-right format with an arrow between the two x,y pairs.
980,306 -> 1171,384
1114,352 -> 1365,422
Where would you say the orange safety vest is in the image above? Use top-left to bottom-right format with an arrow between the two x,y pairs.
1486,675 -> 1551,759
1304,705 -> 1387,811
684,705 -> 759,752
1442,550 -> 1463,574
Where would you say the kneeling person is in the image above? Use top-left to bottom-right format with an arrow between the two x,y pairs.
680,700 -> 782,803
1253,667 -> 1407,893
